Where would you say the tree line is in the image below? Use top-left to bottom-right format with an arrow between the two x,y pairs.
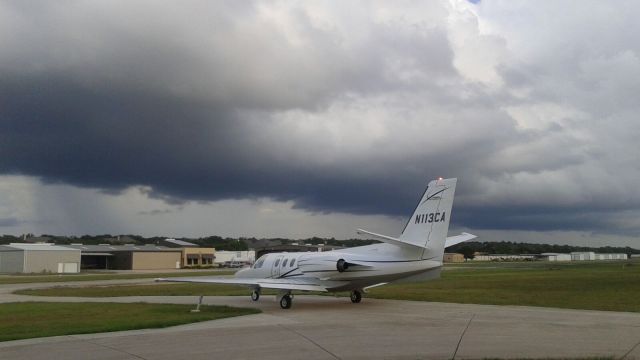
2,234 -> 638,255
448,241 -> 640,259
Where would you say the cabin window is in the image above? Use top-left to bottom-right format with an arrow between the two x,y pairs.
254,256 -> 266,269
282,259 -> 288,267
290,259 -> 296,267
274,259 -> 280,267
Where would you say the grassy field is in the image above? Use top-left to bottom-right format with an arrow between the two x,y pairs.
0,270 -> 233,284
367,261 -> 640,312
0,302 -> 260,342
15,261 -> 640,313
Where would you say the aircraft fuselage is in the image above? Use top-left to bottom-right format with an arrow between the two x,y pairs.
235,243 -> 443,292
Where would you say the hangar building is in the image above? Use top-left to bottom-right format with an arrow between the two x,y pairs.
541,253 -> 572,261
571,252 -> 596,261
65,244 -> 183,270
443,253 -> 465,263
182,247 -> 215,267
0,243 -> 80,274
162,239 -> 216,267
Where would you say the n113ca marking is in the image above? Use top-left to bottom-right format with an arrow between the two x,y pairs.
415,212 -> 446,224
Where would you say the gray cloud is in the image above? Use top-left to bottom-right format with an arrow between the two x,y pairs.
0,218 -> 20,227
1,1 -> 639,238
138,209 -> 175,216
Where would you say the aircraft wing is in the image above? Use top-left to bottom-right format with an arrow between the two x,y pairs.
444,232 -> 477,248
156,276 -> 336,292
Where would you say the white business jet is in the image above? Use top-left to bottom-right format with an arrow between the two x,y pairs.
158,177 -> 475,309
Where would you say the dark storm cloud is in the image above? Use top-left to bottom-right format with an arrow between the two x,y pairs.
0,218 -> 20,227
0,2 -> 463,209
1,1 -> 639,236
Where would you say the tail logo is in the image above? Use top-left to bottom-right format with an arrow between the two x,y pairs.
419,187 -> 448,205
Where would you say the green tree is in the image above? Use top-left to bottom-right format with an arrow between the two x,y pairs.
458,245 -> 475,260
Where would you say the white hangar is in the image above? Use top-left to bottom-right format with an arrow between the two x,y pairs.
0,243 -> 80,274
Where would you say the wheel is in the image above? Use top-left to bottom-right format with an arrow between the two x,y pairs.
279,294 -> 292,309
350,290 -> 362,303
251,290 -> 260,301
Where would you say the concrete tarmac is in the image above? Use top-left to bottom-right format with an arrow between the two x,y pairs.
1,282 -> 640,359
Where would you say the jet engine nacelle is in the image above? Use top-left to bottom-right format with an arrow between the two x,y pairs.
336,258 -> 348,272
298,254 -> 355,275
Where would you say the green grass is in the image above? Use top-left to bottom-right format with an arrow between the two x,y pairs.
0,270 -> 234,284
368,261 -> 640,312
15,261 -> 640,313
0,302 -> 260,342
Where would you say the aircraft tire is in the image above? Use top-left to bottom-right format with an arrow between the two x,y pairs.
251,290 -> 260,301
350,290 -> 362,303
280,294 -> 292,309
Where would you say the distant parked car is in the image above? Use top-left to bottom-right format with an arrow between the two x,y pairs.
223,261 -> 245,268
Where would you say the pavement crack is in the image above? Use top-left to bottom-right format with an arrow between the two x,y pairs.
452,313 -> 475,360
621,337 -> 640,359
279,324 -> 341,360
83,339 -> 149,360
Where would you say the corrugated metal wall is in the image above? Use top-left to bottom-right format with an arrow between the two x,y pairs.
23,250 -> 81,273
0,250 -> 24,273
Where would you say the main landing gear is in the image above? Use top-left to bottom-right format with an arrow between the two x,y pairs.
250,289 -> 362,309
251,289 -> 293,309
279,294 -> 292,309
277,291 -> 293,309
350,290 -> 362,303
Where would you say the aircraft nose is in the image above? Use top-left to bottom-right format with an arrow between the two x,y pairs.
235,268 -> 249,277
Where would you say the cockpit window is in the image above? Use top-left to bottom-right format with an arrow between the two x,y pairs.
290,259 -> 296,267
282,259 -> 288,267
274,259 -> 280,267
253,256 -> 266,269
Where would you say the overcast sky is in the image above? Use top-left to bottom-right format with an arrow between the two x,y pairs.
1,1 -> 639,247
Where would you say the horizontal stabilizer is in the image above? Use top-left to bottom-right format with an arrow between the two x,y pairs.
356,228 -> 425,250
444,232 -> 477,248
357,228 -> 476,250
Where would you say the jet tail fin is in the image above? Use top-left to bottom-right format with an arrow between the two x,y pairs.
358,178 -> 458,260
400,178 -> 457,259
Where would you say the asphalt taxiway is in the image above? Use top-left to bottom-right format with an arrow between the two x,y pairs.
2,283 -> 640,360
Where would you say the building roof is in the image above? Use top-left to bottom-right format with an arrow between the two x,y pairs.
8,243 -> 78,251
163,238 -> 197,247
64,244 -> 181,252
